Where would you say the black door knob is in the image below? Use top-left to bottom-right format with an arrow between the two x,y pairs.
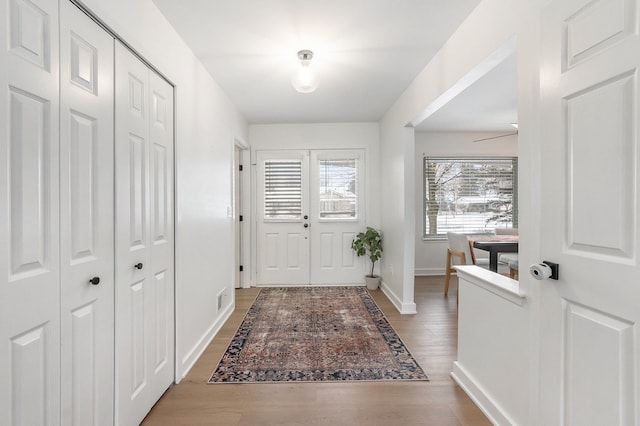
134,263 -> 143,270
303,215 -> 308,220
89,277 -> 100,285
304,223 -> 309,228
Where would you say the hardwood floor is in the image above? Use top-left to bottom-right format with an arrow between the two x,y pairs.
142,276 -> 490,425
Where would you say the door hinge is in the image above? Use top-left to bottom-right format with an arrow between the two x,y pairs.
239,164 -> 244,171
239,265 -> 244,272
239,215 -> 243,222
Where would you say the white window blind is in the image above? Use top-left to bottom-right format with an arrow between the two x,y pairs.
264,160 -> 302,219
424,157 -> 518,239
318,158 -> 358,219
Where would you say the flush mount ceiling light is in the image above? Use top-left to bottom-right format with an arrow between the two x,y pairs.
291,49 -> 319,93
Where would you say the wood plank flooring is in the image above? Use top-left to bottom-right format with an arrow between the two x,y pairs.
142,276 -> 491,425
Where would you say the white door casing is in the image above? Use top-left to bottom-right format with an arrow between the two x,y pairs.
540,0 -> 640,424
256,149 -> 366,285
256,150 -> 310,285
60,2 -> 115,424
115,41 -> 175,426
0,0 -> 61,423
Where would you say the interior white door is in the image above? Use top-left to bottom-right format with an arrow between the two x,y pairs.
59,2 -> 115,424
539,0 -> 640,424
115,41 -> 175,426
234,145 -> 243,288
0,0 -> 61,423
256,150 -> 310,284
309,150 -> 365,284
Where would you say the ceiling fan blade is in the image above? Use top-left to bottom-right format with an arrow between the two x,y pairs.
472,131 -> 518,143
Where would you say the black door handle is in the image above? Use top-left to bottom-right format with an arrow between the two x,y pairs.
304,215 -> 308,220
134,263 -> 143,270
304,223 -> 309,228
89,277 -> 100,285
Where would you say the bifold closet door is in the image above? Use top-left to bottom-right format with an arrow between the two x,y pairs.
59,1 -> 115,424
115,41 -> 175,426
0,0 -> 61,423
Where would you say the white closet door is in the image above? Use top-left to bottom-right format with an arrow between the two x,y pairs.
115,41 -> 174,426
0,0 -> 61,424
59,2 -> 114,425
147,66 -> 175,406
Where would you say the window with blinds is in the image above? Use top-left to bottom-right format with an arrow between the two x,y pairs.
318,158 -> 358,219
263,160 -> 302,219
424,157 -> 518,239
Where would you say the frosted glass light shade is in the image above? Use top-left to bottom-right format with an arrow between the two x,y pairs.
291,50 -> 319,93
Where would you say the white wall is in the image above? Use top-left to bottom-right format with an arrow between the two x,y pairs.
248,123 -> 381,283
378,0 -> 543,422
80,0 -> 248,380
249,122 -> 379,154
414,132 -> 518,275
379,0 -> 527,313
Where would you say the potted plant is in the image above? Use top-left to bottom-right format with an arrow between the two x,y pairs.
351,227 -> 383,290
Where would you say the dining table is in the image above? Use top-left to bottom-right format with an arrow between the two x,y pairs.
470,235 -> 519,272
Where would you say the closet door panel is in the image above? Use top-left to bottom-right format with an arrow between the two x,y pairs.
59,2 -> 114,424
115,41 -> 152,426
148,70 -> 174,399
129,134 -> 147,248
116,41 -> 175,425
0,0 -> 60,423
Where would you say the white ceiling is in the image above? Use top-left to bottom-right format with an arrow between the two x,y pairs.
415,52 -> 518,132
152,0 -> 516,130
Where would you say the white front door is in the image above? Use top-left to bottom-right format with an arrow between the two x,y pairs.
0,0 -> 61,423
115,41 -> 175,426
309,150 -> 365,284
256,149 -> 365,285
59,2 -> 115,424
257,150 -> 310,284
539,0 -> 640,424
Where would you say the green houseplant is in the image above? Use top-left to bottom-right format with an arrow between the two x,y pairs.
351,227 -> 383,290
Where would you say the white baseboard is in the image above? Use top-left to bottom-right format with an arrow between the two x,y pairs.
414,268 -> 444,276
451,361 -> 515,426
177,301 -> 235,383
380,280 -> 417,314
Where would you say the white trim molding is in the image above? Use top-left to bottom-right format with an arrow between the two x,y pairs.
414,267 -> 444,276
380,279 -> 417,314
177,301 -> 235,382
454,266 -> 525,305
451,362 -> 516,426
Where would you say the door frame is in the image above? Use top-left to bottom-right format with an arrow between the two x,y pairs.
232,137 -> 251,288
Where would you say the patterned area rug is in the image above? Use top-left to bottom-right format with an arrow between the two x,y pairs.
208,287 -> 428,383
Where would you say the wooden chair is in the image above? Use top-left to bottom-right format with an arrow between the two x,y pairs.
500,253 -> 519,279
495,228 -> 519,271
444,232 -> 490,296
